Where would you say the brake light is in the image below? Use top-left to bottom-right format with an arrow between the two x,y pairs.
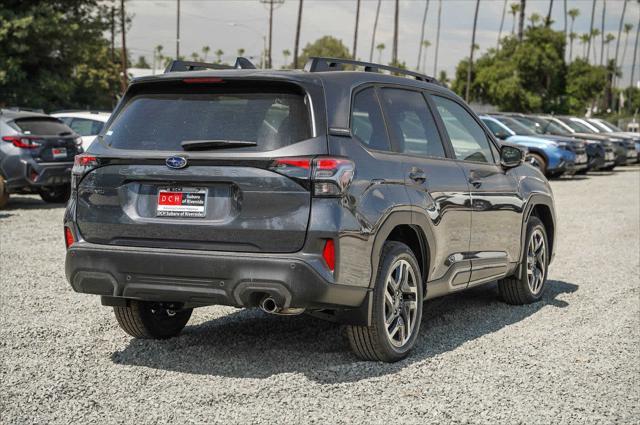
183,77 -> 224,84
269,156 -> 355,196
74,154 -> 97,167
322,239 -> 335,272
64,226 -> 75,248
72,154 -> 99,187
2,135 -> 41,149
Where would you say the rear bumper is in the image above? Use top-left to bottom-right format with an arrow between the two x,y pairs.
5,160 -> 72,191
65,242 -> 368,310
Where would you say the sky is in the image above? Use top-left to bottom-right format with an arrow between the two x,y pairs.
124,0 -> 640,83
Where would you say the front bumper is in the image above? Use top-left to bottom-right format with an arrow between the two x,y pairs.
65,242 -> 368,310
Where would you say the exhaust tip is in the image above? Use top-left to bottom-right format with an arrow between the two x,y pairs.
260,296 -> 278,314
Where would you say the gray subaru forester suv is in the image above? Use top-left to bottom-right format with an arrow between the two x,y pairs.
64,58 -> 556,362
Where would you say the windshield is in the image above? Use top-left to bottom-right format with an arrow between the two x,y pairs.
495,116 -> 537,135
11,118 -> 72,136
559,118 -> 595,133
103,90 -> 311,151
596,119 -> 623,132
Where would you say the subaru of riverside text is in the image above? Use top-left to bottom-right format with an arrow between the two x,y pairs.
64,57 -> 556,362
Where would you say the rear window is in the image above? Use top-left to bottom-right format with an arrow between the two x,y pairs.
11,118 -> 72,136
103,89 -> 312,151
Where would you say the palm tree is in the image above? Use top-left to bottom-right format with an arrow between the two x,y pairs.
510,2 -> 521,34
604,33 -> 616,62
466,0 -> 481,102
568,8 -> 580,61
613,0 -> 629,97
517,0 -> 526,41
153,44 -> 164,71
433,0 -> 442,76
591,28 -> 601,63
529,13 -> 542,27
201,45 -> 210,62
569,32 -> 577,61
376,43 -> 385,63
621,23 -> 634,79
563,0 -> 568,36
545,0 -> 554,27
580,33 -> 591,59
629,17 -> 639,89
282,49 -> 291,68
369,0 -> 382,62
421,40 -> 431,73
214,49 -> 224,63
417,0 -> 430,70
190,52 -> 200,61
599,0 -> 606,65
352,0 -> 361,59
237,48 -> 246,57
586,0 -> 596,62
497,0 -> 508,49
293,0 -> 303,68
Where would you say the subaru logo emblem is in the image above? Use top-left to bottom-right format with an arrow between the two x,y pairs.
166,156 -> 187,169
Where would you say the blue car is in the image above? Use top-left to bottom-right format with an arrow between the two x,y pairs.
480,115 -> 578,177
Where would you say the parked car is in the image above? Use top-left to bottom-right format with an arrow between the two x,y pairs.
64,58 -> 556,362
480,115 -> 585,176
52,111 -> 110,151
508,114 -> 617,171
1,109 -> 82,208
554,116 -> 632,167
585,117 -> 640,164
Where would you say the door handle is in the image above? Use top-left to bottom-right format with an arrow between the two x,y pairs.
409,168 -> 427,183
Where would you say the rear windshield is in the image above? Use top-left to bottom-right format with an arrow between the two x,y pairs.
103,89 -> 312,151
12,118 -> 73,136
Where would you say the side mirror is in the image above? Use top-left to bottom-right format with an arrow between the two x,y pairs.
500,144 -> 523,168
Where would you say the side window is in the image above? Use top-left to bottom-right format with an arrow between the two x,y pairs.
379,88 -> 446,158
91,120 -> 105,135
351,88 -> 391,151
481,118 -> 504,137
69,118 -> 96,136
431,95 -> 494,163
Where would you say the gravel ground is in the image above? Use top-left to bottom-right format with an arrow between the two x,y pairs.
1,167 -> 639,424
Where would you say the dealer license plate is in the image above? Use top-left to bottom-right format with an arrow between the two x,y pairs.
157,187 -> 207,218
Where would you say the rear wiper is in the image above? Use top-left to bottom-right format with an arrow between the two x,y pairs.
181,139 -> 257,151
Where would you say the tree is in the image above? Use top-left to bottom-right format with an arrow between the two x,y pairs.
566,58 -> 607,113
591,28 -> 601,63
599,0 -> 606,65
421,40 -> 431,73
376,43 -> 385,63
620,23 -> 634,80
214,49 -> 224,63
190,52 -> 200,62
580,33 -> 591,59
438,70 -> 450,86
237,48 -> 246,57
518,0 -> 526,41
417,0 -> 430,70
545,0 -> 554,27
529,13 -> 542,27
604,33 -> 616,62
153,45 -> 164,70
510,2 -> 521,34
466,0 -> 481,102
282,49 -> 291,68
134,55 -> 150,68
202,45 -> 210,62
497,0 -> 508,49
369,0 -> 382,62
630,18 -> 640,88
586,0 -> 596,62
568,8 -> 580,62
297,36 -> 351,66
0,0 -> 122,110
612,0 -> 628,97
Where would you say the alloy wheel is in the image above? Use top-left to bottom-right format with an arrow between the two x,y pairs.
526,229 -> 546,294
383,259 -> 418,348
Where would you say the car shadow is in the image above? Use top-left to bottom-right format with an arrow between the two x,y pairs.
111,280 -> 578,384
3,196 -> 65,211
551,175 -> 589,181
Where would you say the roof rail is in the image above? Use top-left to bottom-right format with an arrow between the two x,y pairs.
164,57 -> 256,73
304,57 -> 439,84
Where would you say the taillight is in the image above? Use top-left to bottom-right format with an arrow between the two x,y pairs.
269,156 -> 355,197
64,226 -> 75,249
322,239 -> 335,272
2,135 -> 41,149
71,154 -> 99,187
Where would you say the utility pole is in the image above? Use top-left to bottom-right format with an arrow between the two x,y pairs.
260,0 -> 284,69
293,0 -> 303,69
433,0 -> 442,77
352,0 -> 361,60
392,0 -> 399,64
417,0 -> 429,71
120,0 -> 127,93
466,0 -> 480,102
176,0 -> 181,59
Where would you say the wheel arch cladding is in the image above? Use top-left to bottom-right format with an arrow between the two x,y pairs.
530,203 -> 555,260
386,224 -> 429,287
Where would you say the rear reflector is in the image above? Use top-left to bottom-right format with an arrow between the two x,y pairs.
64,227 -> 75,248
322,239 -> 335,272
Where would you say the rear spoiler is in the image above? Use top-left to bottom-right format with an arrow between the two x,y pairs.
164,58 -> 256,73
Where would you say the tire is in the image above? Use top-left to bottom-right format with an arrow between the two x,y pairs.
346,241 -> 423,362
113,300 -> 193,339
498,216 -> 549,305
0,176 -> 9,209
526,152 -> 547,175
39,184 -> 71,203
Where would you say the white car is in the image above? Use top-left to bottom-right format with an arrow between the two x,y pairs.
52,111 -> 110,151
